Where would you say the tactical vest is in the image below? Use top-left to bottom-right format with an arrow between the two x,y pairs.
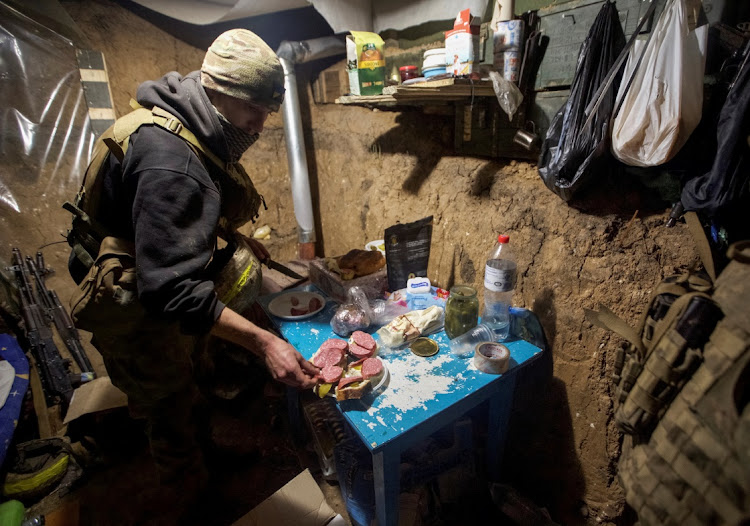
587,225 -> 750,524
65,102 -> 264,315
619,241 -> 750,525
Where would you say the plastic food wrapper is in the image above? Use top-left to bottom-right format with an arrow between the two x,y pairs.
330,287 -> 372,337
368,298 -> 410,327
376,305 -> 445,348
489,70 -> 523,120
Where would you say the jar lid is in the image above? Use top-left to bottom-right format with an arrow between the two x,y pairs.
449,285 -> 477,297
399,65 -> 417,72
424,48 -> 446,56
410,337 -> 439,357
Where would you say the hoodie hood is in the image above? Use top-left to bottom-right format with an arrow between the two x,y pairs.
136,71 -> 231,162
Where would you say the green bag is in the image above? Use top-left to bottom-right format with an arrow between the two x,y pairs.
589,234 -> 750,525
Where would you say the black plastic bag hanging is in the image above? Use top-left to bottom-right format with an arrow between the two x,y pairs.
537,1 -> 626,201
680,42 -> 750,238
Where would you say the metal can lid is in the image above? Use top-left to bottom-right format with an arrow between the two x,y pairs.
410,337 -> 439,357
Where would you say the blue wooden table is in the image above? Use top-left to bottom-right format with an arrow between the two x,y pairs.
258,285 -> 543,526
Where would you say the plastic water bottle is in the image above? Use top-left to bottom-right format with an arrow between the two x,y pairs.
483,234 -> 516,340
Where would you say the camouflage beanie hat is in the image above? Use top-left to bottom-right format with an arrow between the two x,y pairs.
201,29 -> 285,112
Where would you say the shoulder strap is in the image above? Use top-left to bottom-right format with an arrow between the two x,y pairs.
684,211 -> 717,282
127,100 -> 227,172
585,306 -> 646,356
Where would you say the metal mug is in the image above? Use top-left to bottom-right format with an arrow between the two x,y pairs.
513,121 -> 540,151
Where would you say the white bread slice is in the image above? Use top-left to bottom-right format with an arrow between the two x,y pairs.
335,378 -> 372,401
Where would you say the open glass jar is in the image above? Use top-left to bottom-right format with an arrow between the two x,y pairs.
444,285 -> 479,339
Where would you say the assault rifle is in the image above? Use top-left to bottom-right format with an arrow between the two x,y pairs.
27,252 -> 95,377
10,248 -> 75,413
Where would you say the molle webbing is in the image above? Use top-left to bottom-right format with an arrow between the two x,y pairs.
66,102 -> 264,271
614,242 -> 750,525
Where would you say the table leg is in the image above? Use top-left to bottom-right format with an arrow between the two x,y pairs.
286,386 -> 304,444
373,446 -> 401,526
487,375 -> 517,480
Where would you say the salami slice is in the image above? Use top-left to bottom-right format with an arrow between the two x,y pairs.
361,358 -> 383,379
338,375 -> 364,389
313,347 -> 344,368
351,330 -> 376,351
308,296 -> 323,311
349,342 -> 373,359
349,357 -> 367,368
321,365 -> 344,384
320,338 -> 348,352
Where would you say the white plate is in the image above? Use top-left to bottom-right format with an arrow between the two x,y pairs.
370,359 -> 390,394
317,359 -> 389,399
365,239 -> 386,256
268,291 -> 326,320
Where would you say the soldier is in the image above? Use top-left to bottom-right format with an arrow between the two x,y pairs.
65,29 -> 320,518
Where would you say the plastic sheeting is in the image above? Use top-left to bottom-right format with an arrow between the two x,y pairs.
130,0 -> 490,33
0,3 -> 94,241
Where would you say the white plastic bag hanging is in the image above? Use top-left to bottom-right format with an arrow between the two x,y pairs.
611,0 -> 708,167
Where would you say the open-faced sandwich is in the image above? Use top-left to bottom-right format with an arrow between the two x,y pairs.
310,331 -> 385,401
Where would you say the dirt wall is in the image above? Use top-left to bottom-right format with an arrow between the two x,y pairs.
57,1 -> 701,523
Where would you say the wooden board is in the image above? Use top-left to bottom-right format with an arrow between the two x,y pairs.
336,78 -> 496,106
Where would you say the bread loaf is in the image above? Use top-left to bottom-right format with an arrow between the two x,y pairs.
335,249 -> 385,280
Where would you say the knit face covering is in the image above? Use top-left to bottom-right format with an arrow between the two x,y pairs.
216,109 -> 258,162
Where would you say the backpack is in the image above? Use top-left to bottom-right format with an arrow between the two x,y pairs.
587,222 -> 750,524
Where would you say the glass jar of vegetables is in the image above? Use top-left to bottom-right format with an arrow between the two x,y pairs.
444,285 -> 479,339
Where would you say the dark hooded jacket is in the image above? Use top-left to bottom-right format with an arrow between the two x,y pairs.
95,71 -> 234,334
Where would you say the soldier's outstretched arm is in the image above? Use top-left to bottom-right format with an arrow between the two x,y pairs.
210,307 -> 320,388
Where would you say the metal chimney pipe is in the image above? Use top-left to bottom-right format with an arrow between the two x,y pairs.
277,36 -> 345,259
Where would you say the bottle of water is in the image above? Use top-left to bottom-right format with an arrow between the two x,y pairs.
483,234 -> 516,340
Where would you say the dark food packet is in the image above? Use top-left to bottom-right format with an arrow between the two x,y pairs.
384,216 -> 433,292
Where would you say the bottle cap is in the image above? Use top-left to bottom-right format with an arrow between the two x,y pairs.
497,234 -> 510,243
407,277 -> 431,294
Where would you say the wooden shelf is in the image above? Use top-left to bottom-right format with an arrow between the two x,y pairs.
335,77 -> 496,108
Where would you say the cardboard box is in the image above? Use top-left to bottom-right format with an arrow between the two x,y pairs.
346,31 -> 386,96
63,376 -> 128,424
232,469 -> 341,526
445,9 -> 481,76
309,258 -> 388,303
312,68 -> 349,104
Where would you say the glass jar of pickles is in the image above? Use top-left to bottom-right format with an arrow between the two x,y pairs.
444,285 -> 479,339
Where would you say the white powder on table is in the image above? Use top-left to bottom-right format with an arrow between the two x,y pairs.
368,350 -> 467,415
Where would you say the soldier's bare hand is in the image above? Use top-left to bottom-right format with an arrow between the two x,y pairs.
262,336 -> 319,389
